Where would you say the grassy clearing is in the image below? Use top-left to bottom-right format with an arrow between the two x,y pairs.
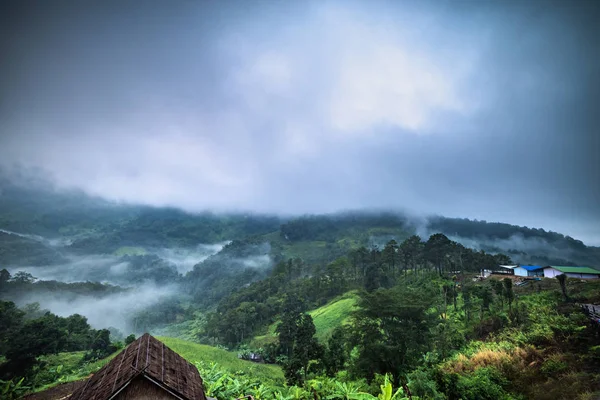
253,291 -> 359,346
34,350 -> 120,392
309,292 -> 358,342
34,337 -> 283,393
157,337 -> 284,384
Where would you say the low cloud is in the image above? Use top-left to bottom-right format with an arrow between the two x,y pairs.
0,228 -> 73,247
9,255 -> 131,285
0,1 -> 598,244
238,254 -> 271,269
12,283 -> 179,333
153,242 -> 230,274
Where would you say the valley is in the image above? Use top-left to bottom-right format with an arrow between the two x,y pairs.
1,182 -> 599,399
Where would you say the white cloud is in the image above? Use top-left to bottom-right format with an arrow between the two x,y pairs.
328,43 -> 466,132
229,3 -> 471,143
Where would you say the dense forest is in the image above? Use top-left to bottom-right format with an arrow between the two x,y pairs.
1,181 -> 600,399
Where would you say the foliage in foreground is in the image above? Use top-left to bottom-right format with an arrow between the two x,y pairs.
196,361 -> 413,400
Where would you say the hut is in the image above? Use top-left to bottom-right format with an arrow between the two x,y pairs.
543,266 -> 600,279
513,265 -> 544,277
70,333 -> 207,400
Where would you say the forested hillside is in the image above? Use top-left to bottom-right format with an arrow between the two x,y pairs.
197,237 -> 600,399
2,181 -> 600,399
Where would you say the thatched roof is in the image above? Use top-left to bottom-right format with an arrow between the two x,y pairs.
70,333 -> 207,400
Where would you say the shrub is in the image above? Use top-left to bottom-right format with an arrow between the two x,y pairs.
540,354 -> 569,377
455,367 -> 512,400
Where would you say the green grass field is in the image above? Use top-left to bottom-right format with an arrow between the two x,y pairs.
309,292 -> 358,341
156,337 -> 284,384
253,291 -> 358,346
34,336 -> 284,393
34,350 -> 121,392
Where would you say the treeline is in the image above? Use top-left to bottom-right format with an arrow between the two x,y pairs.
0,300 -> 119,382
280,212 -> 410,242
184,239 -> 273,306
204,233 -> 512,347
0,269 -> 123,297
0,231 -> 66,266
428,216 -> 589,250
205,246 -> 600,398
68,209 -> 281,254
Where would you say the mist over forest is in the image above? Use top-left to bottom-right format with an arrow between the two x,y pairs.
1,177 -> 598,336
1,0 -> 599,398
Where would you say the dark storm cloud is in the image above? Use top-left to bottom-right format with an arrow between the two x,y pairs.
0,1 -> 598,243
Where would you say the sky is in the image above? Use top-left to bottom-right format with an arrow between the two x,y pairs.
1,0 -> 599,244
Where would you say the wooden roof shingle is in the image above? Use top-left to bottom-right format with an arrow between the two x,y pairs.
69,333 -> 207,400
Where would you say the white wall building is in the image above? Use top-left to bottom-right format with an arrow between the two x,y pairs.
514,265 -> 544,277
543,266 -> 600,279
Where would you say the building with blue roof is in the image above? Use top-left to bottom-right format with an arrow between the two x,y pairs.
514,265 -> 544,277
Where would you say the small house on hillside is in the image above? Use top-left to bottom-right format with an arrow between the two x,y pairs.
70,333 -> 207,400
543,266 -> 600,279
514,265 -> 544,277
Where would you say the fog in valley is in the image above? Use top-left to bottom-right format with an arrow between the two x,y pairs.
154,242 -> 230,274
2,228 -> 273,333
1,1 -> 599,397
10,283 -> 179,334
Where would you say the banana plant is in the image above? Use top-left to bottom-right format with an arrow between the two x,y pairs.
1,378 -> 29,400
325,381 -> 365,400
227,377 -> 246,399
376,375 -> 406,400
308,377 -> 337,398
273,390 -> 295,400
250,383 -> 275,400
287,386 -> 309,400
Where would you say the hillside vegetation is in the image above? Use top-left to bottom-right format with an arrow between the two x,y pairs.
2,182 -> 600,399
309,292 -> 358,342
252,292 -> 358,348
157,337 -> 284,383
16,336 -> 283,396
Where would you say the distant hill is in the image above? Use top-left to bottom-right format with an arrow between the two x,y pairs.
426,216 -> 600,268
0,230 -> 66,265
1,178 -> 598,270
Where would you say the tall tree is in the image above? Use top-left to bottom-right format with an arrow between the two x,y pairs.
0,269 -> 10,290
9,272 -> 36,284
556,274 -> 568,301
400,235 -> 423,276
278,311 -> 322,385
349,285 -> 435,385
382,240 -> 400,278
502,278 -> 514,312
324,327 -> 347,377
424,234 -> 452,276
0,301 -> 24,356
3,313 -> 67,378
462,285 -> 473,323
291,314 -> 323,383
490,280 -> 504,309
276,294 -> 305,358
